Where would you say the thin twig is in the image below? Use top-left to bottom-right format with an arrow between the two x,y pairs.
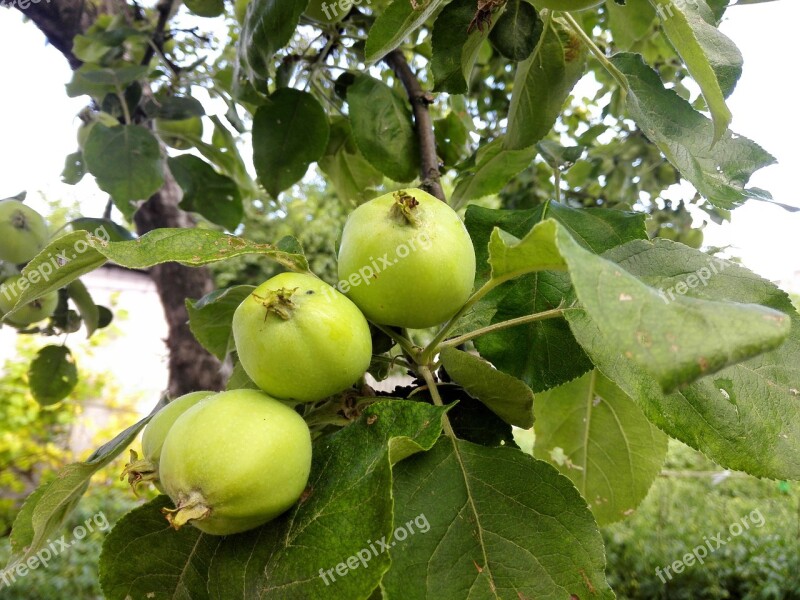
383,50 -> 445,202
419,366 -> 456,438
440,307 -> 566,349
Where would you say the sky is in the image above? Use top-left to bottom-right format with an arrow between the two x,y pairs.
0,2 -> 797,292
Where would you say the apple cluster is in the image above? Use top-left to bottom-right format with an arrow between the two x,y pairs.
131,188 -> 477,536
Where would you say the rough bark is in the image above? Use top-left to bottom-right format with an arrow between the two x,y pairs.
134,174 -> 223,396
18,0 -> 225,395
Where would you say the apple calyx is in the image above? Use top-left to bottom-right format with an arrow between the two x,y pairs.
120,449 -> 158,495
253,287 -> 298,321
11,208 -> 31,232
389,190 -> 421,227
162,490 -> 212,530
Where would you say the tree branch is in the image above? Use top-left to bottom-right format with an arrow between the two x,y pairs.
17,0 -> 224,396
17,0 -> 130,69
383,50 -> 445,202
141,0 -> 175,67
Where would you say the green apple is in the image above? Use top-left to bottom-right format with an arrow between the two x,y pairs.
0,275 -> 58,327
337,189 -> 476,329
232,272 -> 372,402
122,391 -> 216,493
159,389 -> 313,535
154,116 -> 203,150
0,200 -> 49,265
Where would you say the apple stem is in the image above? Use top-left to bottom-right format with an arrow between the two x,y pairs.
419,365 -> 457,439
162,490 -> 212,530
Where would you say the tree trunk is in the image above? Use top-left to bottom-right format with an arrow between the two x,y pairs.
19,0 -> 225,396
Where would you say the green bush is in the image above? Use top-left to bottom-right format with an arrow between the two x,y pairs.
604,442 -> 800,599
0,336 -> 143,598
0,490 -> 138,599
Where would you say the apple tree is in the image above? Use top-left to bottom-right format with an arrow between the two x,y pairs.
1,0 -> 798,598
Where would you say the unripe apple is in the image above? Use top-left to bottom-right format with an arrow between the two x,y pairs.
0,275 -> 58,327
154,116 -> 203,150
232,272 -> 372,402
159,389 -> 313,535
337,189 -> 476,329
0,200 -> 49,265
121,391 -> 216,493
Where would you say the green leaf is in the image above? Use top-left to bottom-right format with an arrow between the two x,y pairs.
147,95 -> 206,120
440,347 -> 534,428
5,232 -> 107,320
27,345 -> 78,406
195,116 -> 259,200
649,0 -> 742,140
470,202 -> 648,284
98,402 -> 446,600
5,415 -> 151,572
534,370 -> 668,525
318,117 -> 383,204
434,111 -> 470,167
239,0 -> 307,85
8,230 -> 308,314
169,155 -> 244,231
61,151 -> 85,185
605,0 -> 656,51
66,279 -> 100,336
505,18 -> 586,150
99,496 -> 220,600
72,34 -> 114,63
79,65 -> 150,87
472,271 -> 590,391
612,53 -> 776,209
567,239 -> 800,479
491,220 -> 791,391
348,75 -> 419,183
83,124 -> 165,218
66,65 -> 132,99
67,217 -> 135,241
451,137 -> 536,207
446,392 -> 517,447
384,439 -> 613,598
489,0 -> 541,62
252,88 -> 330,198
226,357 -> 260,390
365,0 -> 449,63
186,285 -> 255,360
460,203 -> 646,392
431,0 -> 499,94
